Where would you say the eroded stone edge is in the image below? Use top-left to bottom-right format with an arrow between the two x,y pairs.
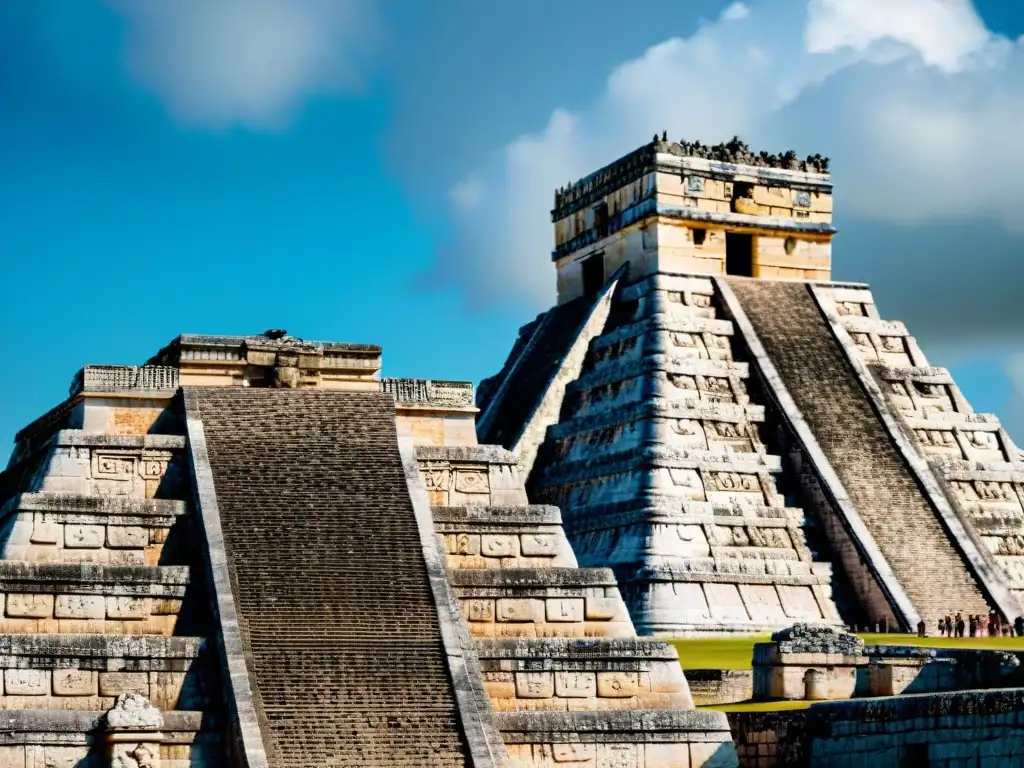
715,276 -> 920,629
808,284 -> 1021,620
182,391 -> 270,768
512,266 -> 626,478
399,437 -> 510,768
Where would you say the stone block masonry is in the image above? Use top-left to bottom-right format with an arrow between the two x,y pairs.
416,438 -> 738,765
814,283 -> 1024,618
727,279 -> 991,623
185,388 -> 476,767
517,272 -> 843,634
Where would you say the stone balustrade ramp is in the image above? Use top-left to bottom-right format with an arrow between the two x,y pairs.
727,279 -> 989,621
185,389 -> 472,767
477,294 -> 599,449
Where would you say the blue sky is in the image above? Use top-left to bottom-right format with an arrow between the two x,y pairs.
1,0 -> 1023,449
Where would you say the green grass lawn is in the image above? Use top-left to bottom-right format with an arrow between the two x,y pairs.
668,633 -> 1024,671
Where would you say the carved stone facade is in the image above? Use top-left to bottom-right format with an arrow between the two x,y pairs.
518,274 -> 841,634
415,444 -> 737,766
815,285 -> 1024,615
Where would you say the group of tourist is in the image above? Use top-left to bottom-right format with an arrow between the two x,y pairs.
919,612 -> 1024,638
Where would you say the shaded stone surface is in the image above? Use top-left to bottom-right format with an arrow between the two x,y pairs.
478,294 -> 598,449
728,279 -> 989,621
187,389 -> 471,767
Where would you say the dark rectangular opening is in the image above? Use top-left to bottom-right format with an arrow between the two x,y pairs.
581,254 -> 605,295
593,202 -> 609,238
725,233 -> 753,276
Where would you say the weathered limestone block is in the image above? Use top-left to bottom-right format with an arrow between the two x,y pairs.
6,594 -> 53,618
53,669 -> 99,697
433,505 -> 578,569
497,710 -> 738,768
55,595 -> 105,619
475,638 -> 693,712
105,693 -> 165,768
753,624 -> 866,701
26,432 -> 184,500
5,670 -> 48,696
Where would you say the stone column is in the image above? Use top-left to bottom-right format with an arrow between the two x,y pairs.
104,693 -> 164,768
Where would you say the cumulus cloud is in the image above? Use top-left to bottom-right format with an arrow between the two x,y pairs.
108,0 -> 376,130
721,2 -> 751,22
805,0 -> 996,71
433,0 -> 1024,362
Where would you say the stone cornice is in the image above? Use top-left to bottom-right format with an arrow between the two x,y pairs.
552,198 -> 836,261
552,138 -> 832,221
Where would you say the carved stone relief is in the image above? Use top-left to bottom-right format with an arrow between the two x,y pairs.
670,332 -> 708,359
669,419 -> 708,450
835,301 -> 867,317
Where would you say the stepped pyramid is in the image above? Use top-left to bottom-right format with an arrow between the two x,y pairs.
478,135 -> 1024,635
1,332 -> 737,766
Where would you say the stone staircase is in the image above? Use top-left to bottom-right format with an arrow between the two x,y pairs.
726,279 -> 1005,626
811,283 -> 1023,619
0,427 -> 219,765
185,388 -> 478,768
415,444 -> 738,767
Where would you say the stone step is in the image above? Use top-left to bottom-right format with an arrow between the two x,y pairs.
450,568 -> 633,638
496,710 -> 737,767
0,634 -> 209,712
0,708 -> 218,767
0,493 -> 189,566
0,562 -> 190,635
432,505 -> 577,569
27,431 -> 185,500
415,445 -> 529,507
549,400 -> 765,442
590,315 -> 736,351
568,355 -> 750,395
623,563 -> 841,635
472,638 -> 693,713
561,498 -> 806,533
536,448 -> 782,489
561,499 -> 806,528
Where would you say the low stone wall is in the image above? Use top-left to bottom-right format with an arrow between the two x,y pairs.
805,688 -> 1024,766
687,669 -> 753,706
416,445 -> 530,506
0,492 -> 189,566
727,710 -> 809,768
0,561 -> 188,635
753,625 -> 1021,702
26,432 -> 185,500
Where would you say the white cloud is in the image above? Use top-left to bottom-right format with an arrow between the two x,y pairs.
450,177 -> 485,211
721,2 -> 751,22
108,0 -> 376,130
805,0 -> 995,72
436,0 -> 1024,327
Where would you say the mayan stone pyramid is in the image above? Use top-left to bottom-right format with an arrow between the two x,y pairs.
478,135 -> 1024,637
0,328 -> 737,765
